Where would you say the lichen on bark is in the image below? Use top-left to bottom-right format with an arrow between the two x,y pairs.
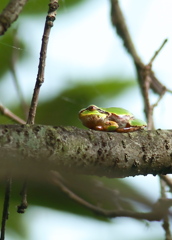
0,124 -> 172,179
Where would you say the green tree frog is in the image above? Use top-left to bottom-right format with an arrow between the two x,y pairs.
79,105 -> 147,133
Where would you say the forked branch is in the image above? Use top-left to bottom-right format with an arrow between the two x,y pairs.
51,171 -> 172,222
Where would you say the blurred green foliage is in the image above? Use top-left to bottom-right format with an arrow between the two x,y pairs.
0,0 -> 86,15
36,79 -> 135,126
0,79 -> 135,125
0,29 -> 26,79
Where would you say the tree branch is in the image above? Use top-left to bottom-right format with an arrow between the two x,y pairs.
0,177 -> 12,240
110,0 -> 167,96
0,104 -> 25,124
0,125 -> 172,178
0,0 -> 29,36
51,171 -> 172,222
17,180 -> 28,213
27,0 -> 59,124
160,175 -> 172,192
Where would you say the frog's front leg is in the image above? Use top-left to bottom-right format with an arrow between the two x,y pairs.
100,120 -> 119,131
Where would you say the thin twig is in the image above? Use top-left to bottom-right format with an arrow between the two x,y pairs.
142,65 -> 153,129
17,180 -> 28,214
0,177 -> 12,240
152,88 -> 166,109
0,104 -> 25,124
160,175 -> 172,192
167,88 -> 172,94
149,39 -> 168,66
50,171 -> 172,221
27,0 -> 59,124
142,39 -> 168,129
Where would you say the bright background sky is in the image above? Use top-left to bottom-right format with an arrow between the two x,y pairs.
2,0 -> 172,239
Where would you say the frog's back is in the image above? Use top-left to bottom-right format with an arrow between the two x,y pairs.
102,107 -> 133,116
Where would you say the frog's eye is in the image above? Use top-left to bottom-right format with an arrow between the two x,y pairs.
87,105 -> 98,111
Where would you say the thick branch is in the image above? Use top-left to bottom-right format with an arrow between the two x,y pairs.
0,125 -> 172,178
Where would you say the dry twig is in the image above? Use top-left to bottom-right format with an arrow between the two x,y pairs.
27,0 -> 59,124
160,175 -> 172,192
50,171 -> 172,222
17,180 -> 28,213
142,39 -> 168,129
0,177 -> 12,240
149,39 -> 168,65
0,104 -> 25,124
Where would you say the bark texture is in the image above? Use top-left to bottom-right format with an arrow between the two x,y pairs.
0,0 -> 29,35
0,125 -> 172,178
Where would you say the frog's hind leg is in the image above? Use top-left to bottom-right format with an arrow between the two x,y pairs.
115,126 -> 145,133
95,126 -> 104,131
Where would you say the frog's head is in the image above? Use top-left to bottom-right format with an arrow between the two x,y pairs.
78,105 -> 108,129
79,105 -> 101,116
